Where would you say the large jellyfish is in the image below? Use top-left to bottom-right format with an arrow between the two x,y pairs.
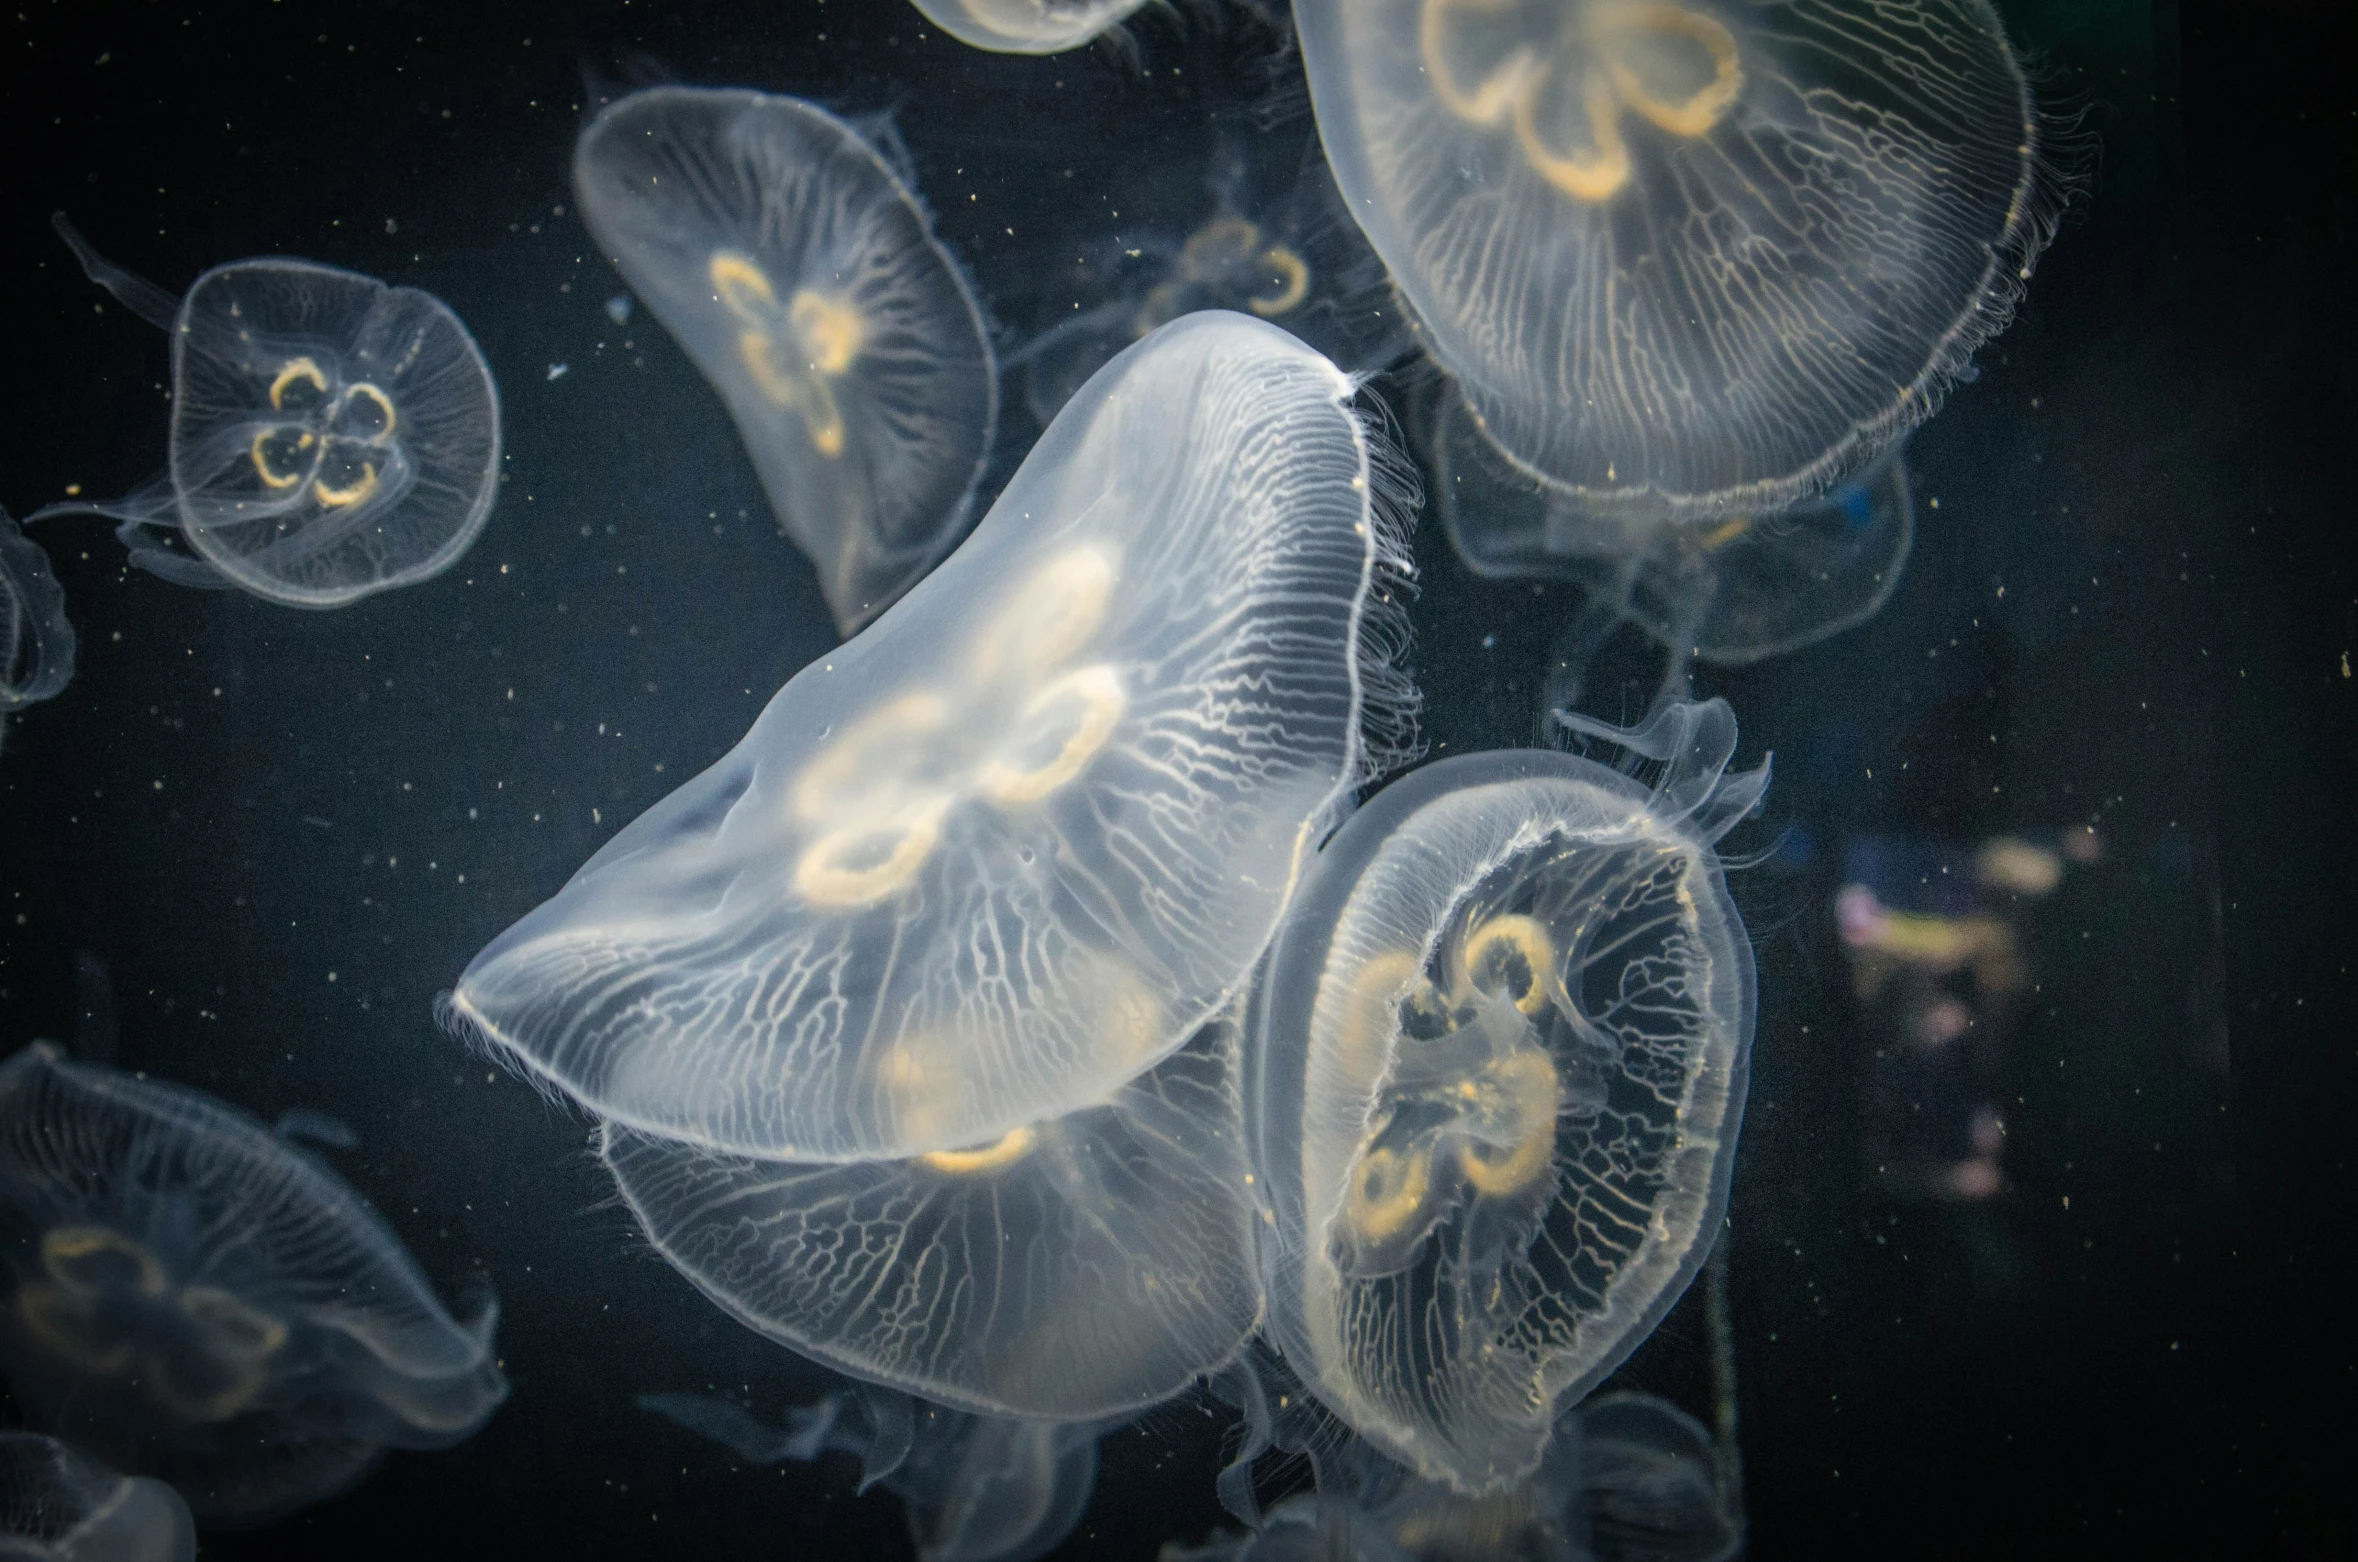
1249,702 -> 1762,1492
642,1381 -> 1102,1562
1,506 -> 75,721
1433,392 -> 1914,706
29,216 -> 500,607
1294,0 -> 2059,519
0,1043 -> 508,1525
603,1004 -> 1258,1419
909,0 -> 1150,55
443,310 -> 1418,1164
1017,139 -> 1408,428
573,87 -> 998,635
0,1433 -> 194,1562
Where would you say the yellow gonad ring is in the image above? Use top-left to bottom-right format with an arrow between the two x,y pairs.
790,690 -> 952,824
1517,67 -> 1633,203
979,663 -> 1127,806
342,380 -> 399,440
313,460 -> 380,509
1249,247 -> 1310,316
917,1125 -> 1039,1176
1606,3 -> 1743,139
1420,0 -> 1541,127
709,251 -> 779,321
789,289 -> 865,377
249,428 -> 316,490
969,546 -> 1121,683
268,356 -> 329,409
43,1225 -> 168,1296
1344,1142 -> 1436,1243
1458,913 -> 1558,1015
793,797 -> 950,908
1457,1049 -> 1561,1196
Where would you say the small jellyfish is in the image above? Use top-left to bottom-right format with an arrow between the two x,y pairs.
29,216 -> 500,607
1295,0 -> 2061,519
573,87 -> 997,634
1432,393 -> 1913,706
644,1381 -> 1102,1562
0,1433 -> 194,1562
603,1004 -> 1258,1419
910,0 -> 1150,55
1017,138 -> 1407,427
443,310 -> 1418,1164
1249,701 -> 1763,1493
0,1043 -> 507,1525
1,506 -> 76,719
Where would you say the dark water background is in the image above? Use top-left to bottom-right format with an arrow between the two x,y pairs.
0,0 -> 2349,1555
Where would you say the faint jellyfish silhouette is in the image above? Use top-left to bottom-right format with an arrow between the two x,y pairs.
642,1381 -> 1102,1562
29,216 -> 499,607
1,507 -> 76,731
573,86 -> 997,634
909,0 -> 1150,55
1017,138 -> 1408,427
1432,393 -> 1914,710
1165,1391 -> 1739,1561
0,1432 -> 194,1562
1249,701 -> 1763,1492
603,1002 -> 1259,1419
0,1043 -> 508,1526
441,310 -> 1419,1164
1294,0 -> 2061,519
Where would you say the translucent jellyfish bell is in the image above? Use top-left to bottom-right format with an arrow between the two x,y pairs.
604,1005 -> 1258,1419
0,1433 -> 195,1562
909,0 -> 1149,55
573,87 -> 997,634
1295,0 -> 2059,519
0,1044 -> 508,1525
444,310 -> 1417,1163
1249,702 -> 1763,1492
643,1382 -> 1102,1562
31,217 -> 500,607
2,507 -> 76,715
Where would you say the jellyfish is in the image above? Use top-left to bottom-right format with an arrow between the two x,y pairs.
442,309 -> 1419,1164
603,1003 -> 1258,1419
909,0 -> 1150,55
1294,0 -> 2060,520
642,1381 -> 1102,1562
0,1043 -> 508,1526
0,1433 -> 194,1562
1248,700 -> 1763,1492
28,216 -> 499,608
1017,137 -> 1408,427
1,506 -> 76,723
1432,393 -> 1913,709
572,87 -> 998,635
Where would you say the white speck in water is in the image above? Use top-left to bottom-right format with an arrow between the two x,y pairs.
547,363 -> 569,381
605,293 -> 633,325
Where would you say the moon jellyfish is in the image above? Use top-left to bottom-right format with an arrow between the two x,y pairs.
643,1383 -> 1101,1562
1294,0 -> 2059,519
2,507 -> 75,717
0,1044 -> 508,1525
604,1005 -> 1258,1418
1249,702 -> 1762,1492
444,310 -> 1418,1163
0,1433 -> 194,1562
31,216 -> 499,607
910,0 -> 1149,55
573,87 -> 997,634
1432,395 -> 1912,706
1018,141 -> 1407,427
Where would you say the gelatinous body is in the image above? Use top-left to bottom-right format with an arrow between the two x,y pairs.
604,1007 -> 1258,1419
644,1383 -> 1100,1562
1296,0 -> 2056,519
34,218 -> 499,607
1250,703 -> 1761,1491
1435,394 -> 1914,667
911,0 -> 1149,55
1,507 -> 75,715
445,310 -> 1416,1163
0,1432 -> 194,1562
574,87 -> 997,633
0,1044 -> 506,1524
